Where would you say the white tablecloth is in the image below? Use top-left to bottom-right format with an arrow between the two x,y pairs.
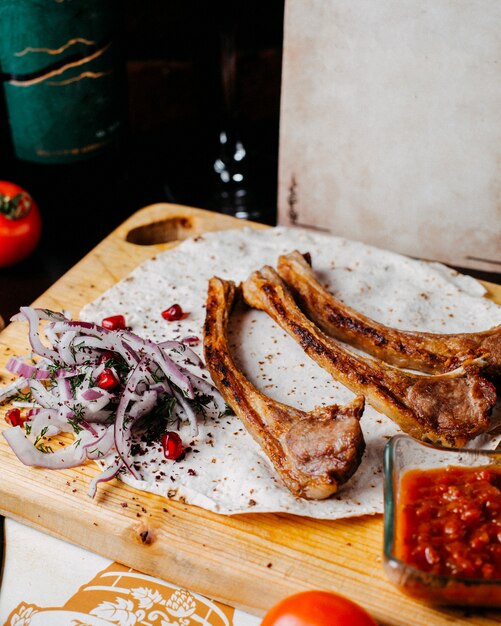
0,518 -> 260,626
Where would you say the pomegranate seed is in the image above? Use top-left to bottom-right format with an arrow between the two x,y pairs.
101,315 -> 126,330
182,336 -> 200,346
96,368 -> 119,391
161,304 -> 184,322
98,350 -> 117,365
5,408 -> 25,427
161,431 -> 184,460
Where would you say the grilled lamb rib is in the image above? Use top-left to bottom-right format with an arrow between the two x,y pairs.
242,266 -> 497,448
277,251 -> 501,378
203,276 -> 366,500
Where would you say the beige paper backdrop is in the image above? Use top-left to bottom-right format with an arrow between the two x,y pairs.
278,0 -> 501,271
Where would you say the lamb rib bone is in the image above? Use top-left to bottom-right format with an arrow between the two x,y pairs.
277,250 -> 501,378
203,276 -> 366,500
242,265 -> 497,448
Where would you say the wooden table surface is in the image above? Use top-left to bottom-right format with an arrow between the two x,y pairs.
1,203 -> 501,625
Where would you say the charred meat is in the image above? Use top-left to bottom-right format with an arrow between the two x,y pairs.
277,251 -> 501,378
203,276 -> 366,500
242,266 -> 497,448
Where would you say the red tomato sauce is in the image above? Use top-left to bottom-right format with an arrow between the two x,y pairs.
396,466 -> 501,579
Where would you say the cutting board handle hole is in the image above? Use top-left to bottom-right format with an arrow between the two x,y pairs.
126,217 -> 195,245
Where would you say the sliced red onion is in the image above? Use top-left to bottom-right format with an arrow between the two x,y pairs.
80,409 -> 114,424
77,387 -> 112,413
56,367 -> 80,379
15,307 -> 60,361
140,340 -> 194,398
180,367 -> 227,414
52,321 -> 140,366
0,377 -> 29,403
87,438 -> 115,461
6,357 -> 51,380
150,381 -> 171,394
57,330 -> 79,365
43,323 -> 59,349
50,319 -> 194,396
11,308 -> 68,324
88,457 -> 123,498
159,340 -> 204,369
113,358 -> 152,480
172,389 -> 199,437
3,306 -> 224,499
81,388 -> 104,401
5,356 -> 79,381
78,420 -> 101,437
3,426 -> 87,469
30,409 -> 69,437
79,424 -> 115,459
79,424 -> 107,444
86,429 -> 115,460
129,390 -> 157,420
58,377 -> 72,401
28,380 -> 61,410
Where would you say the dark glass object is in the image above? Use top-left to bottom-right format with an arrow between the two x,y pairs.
209,0 -> 264,222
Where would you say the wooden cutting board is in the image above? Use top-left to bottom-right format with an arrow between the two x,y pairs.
1,204 -> 500,626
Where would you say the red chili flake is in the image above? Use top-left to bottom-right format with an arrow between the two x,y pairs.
161,304 -> 184,322
5,408 -> 25,427
161,431 -> 184,460
101,315 -> 126,330
97,368 -> 119,391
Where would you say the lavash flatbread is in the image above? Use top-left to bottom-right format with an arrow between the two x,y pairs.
80,227 -> 501,519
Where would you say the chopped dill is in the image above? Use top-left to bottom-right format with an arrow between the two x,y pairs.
72,403 -> 85,421
47,362 -> 60,381
67,416 -> 83,434
149,365 -> 164,384
69,373 -> 86,397
11,388 -> 33,403
34,426 -> 48,447
217,404 -> 234,419
141,395 -> 177,443
87,448 -> 104,457
103,357 -> 129,375
69,340 -> 86,360
190,393 -> 213,416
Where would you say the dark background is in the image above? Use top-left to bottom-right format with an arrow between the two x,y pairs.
0,1 -> 285,322
0,1 -> 499,324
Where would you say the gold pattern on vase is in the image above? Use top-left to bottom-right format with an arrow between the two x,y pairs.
9,44 -> 112,87
15,38 -> 96,57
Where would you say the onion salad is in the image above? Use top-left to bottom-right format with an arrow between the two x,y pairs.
1,307 -> 226,498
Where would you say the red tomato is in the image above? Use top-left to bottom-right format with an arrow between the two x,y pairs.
261,591 -> 378,626
0,181 -> 42,267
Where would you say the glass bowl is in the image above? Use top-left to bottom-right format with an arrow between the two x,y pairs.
383,434 -> 501,606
